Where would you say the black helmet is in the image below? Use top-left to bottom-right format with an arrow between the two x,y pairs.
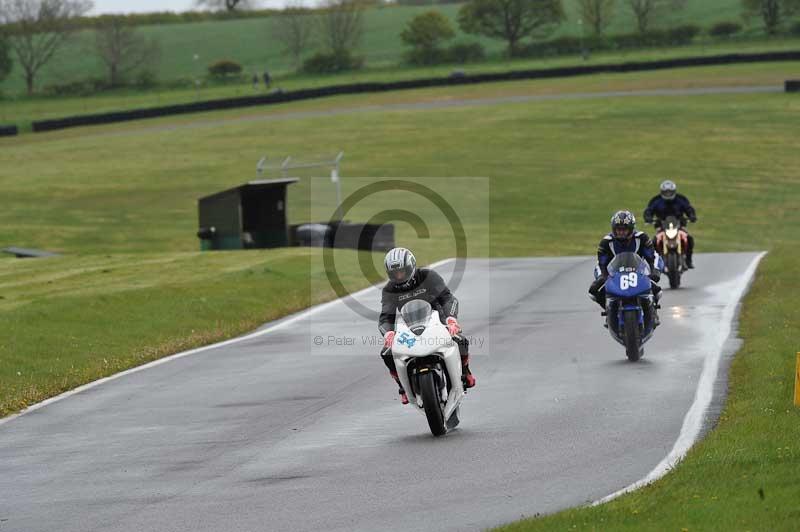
660,180 -> 677,200
611,210 -> 636,242
384,247 -> 417,287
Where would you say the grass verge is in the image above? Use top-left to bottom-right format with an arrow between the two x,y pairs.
0,248 -> 378,417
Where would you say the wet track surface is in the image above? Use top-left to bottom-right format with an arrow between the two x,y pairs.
0,254 -> 761,532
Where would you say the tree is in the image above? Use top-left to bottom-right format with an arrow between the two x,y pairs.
0,0 -> 93,95
320,0 -> 365,54
0,34 -> 12,84
742,0 -> 800,35
95,17 -> 160,87
270,3 -> 316,69
579,0 -> 615,35
401,10 -> 455,63
626,0 -> 686,33
194,0 -> 256,11
458,0 -> 565,56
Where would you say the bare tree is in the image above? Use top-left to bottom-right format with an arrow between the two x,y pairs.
0,34 -> 12,84
0,0 -> 93,95
458,0 -> 566,56
627,0 -> 686,33
578,0 -> 615,35
270,3 -> 316,68
320,0 -> 365,54
194,0 -> 257,12
742,0 -> 800,35
95,17 -> 161,87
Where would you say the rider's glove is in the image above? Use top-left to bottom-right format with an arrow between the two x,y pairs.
590,276 -> 607,294
689,215 -> 697,223
644,215 -> 653,224
383,330 -> 396,348
445,317 -> 461,336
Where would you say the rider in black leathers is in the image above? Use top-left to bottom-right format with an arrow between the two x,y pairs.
379,247 -> 475,403
643,180 -> 698,268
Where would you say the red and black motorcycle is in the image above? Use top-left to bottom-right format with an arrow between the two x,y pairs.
654,216 -> 689,289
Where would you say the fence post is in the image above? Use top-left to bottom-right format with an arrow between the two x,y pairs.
794,352 -> 800,407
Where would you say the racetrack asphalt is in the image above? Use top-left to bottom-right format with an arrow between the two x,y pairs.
0,253 -> 762,532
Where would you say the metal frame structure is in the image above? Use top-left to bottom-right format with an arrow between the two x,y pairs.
257,152 -> 345,220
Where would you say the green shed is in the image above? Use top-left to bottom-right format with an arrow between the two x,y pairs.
197,179 -> 299,250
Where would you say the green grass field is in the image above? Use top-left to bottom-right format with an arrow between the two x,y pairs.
1,64 -> 799,528
1,0 -> 797,130
0,0 -> 751,93
2,37 -> 799,128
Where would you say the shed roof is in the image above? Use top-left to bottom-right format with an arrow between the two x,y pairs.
199,178 -> 299,203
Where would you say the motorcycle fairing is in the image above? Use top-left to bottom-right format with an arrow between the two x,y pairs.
393,309 -> 464,422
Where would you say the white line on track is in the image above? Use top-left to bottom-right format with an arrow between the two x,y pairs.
0,258 -> 454,428
593,251 -> 767,505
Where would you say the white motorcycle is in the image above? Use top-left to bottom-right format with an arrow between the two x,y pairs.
392,300 -> 465,436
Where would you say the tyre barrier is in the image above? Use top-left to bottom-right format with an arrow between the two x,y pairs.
0,124 -> 18,137
31,50 -> 800,133
290,222 -> 395,252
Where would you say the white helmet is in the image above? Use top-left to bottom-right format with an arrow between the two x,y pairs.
660,180 -> 677,200
384,247 -> 416,286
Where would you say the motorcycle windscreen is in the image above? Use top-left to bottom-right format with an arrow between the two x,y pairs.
400,299 -> 432,335
605,252 -> 652,297
607,252 -> 651,278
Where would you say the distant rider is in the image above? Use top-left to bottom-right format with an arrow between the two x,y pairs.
589,210 -> 662,323
379,247 -> 476,404
643,180 -> 697,268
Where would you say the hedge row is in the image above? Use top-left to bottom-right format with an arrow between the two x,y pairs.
517,25 -> 702,59
0,124 -> 18,137
31,51 -> 800,133
405,42 -> 486,65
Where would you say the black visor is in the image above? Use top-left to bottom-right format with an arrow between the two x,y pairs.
613,225 -> 633,240
389,263 -> 414,284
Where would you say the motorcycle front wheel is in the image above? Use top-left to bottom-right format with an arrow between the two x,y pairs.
667,252 -> 681,289
419,370 -> 446,436
623,309 -> 642,362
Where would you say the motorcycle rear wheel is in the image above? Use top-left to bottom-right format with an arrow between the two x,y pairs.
623,309 -> 642,362
419,371 -> 447,436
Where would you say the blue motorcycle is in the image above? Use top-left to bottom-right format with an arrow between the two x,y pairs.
601,252 -> 661,361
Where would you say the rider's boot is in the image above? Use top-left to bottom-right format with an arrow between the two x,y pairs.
461,354 -> 476,389
652,292 -> 662,327
389,370 -> 409,404
686,254 -> 694,269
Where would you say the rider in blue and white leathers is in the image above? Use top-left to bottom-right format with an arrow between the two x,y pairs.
589,211 -> 663,323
